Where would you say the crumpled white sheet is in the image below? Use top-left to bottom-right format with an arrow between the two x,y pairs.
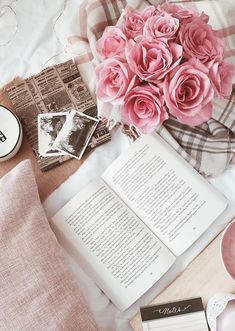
0,0 -> 81,86
2,1 -> 235,330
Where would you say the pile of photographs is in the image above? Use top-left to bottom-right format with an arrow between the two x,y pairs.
38,109 -> 99,160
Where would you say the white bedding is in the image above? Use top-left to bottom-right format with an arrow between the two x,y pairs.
1,1 -> 235,330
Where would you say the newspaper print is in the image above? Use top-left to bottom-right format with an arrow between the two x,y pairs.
7,60 -> 111,171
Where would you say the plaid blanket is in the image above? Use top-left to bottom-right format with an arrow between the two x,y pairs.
69,0 -> 235,176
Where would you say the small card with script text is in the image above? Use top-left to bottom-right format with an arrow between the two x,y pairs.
140,297 -> 209,331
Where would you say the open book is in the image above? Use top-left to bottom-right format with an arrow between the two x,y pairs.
51,134 -> 227,311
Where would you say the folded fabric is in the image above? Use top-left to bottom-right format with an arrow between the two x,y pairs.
69,0 -> 235,177
0,160 -> 99,331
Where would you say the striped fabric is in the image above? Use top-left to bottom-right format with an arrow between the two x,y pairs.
69,0 -> 235,176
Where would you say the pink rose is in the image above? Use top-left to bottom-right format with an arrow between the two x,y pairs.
143,12 -> 179,40
160,3 -> 201,23
179,17 -> 225,63
126,37 -> 182,82
95,57 -> 137,105
208,60 -> 234,98
141,5 -> 160,20
96,26 -> 127,60
122,10 -> 145,39
164,59 -> 214,126
121,83 -> 168,133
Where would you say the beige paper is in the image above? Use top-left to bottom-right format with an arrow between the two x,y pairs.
7,60 -> 111,171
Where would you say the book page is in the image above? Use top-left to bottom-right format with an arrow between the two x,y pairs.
51,177 -> 175,311
102,134 -> 227,256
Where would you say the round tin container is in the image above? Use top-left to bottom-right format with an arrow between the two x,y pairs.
0,105 -> 23,162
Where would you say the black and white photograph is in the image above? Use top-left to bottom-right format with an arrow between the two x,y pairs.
52,109 -> 99,160
38,112 -> 69,156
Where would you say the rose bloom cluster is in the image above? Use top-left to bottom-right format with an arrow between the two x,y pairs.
95,3 -> 234,133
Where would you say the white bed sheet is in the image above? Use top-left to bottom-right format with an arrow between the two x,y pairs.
1,1 -> 235,330
0,0 -> 81,86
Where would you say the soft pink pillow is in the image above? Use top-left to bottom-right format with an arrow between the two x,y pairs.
0,160 -> 99,331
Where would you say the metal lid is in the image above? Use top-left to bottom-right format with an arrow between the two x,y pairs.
0,105 -> 23,161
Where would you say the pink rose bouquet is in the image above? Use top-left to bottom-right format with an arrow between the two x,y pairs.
95,2 -> 234,134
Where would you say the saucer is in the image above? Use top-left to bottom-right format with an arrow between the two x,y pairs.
221,219 -> 235,280
0,105 -> 23,162
207,293 -> 235,331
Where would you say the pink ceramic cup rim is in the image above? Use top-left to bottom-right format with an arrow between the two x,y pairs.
220,219 -> 235,281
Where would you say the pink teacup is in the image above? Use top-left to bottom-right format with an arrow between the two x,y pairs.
221,219 -> 235,280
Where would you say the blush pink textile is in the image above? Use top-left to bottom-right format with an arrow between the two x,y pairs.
0,160 -> 99,331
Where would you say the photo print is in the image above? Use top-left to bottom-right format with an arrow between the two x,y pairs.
53,109 -> 99,160
38,112 -> 69,156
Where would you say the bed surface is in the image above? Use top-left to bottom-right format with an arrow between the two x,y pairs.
1,1 -> 235,331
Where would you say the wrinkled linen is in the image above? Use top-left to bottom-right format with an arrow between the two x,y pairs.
69,0 -> 235,177
0,160 -> 99,331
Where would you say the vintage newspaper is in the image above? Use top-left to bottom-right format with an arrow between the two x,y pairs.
7,60 -> 111,171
